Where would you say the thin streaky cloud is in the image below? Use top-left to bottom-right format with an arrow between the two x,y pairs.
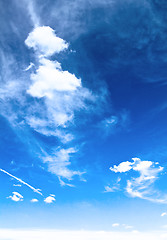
26,0 -> 40,27
0,168 -> 42,196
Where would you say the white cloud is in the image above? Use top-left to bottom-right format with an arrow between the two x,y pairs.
8,192 -> 23,202
110,161 -> 133,173
0,229 -> 166,240
104,186 -> 116,192
58,177 -> 75,187
0,24 -> 98,189
24,62 -> 35,71
26,0 -> 40,27
109,158 -> 166,203
27,58 -> 81,98
43,148 -> 84,180
0,168 -> 42,195
30,199 -> 38,203
112,223 -> 120,227
44,195 -> 56,204
161,212 -> 167,217
102,116 -> 118,128
25,26 -> 68,57
124,225 -> 133,229
104,177 -> 120,192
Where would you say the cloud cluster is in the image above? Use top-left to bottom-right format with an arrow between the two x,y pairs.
8,192 -> 23,202
0,22 -> 97,189
109,158 -> 167,203
24,26 -> 96,181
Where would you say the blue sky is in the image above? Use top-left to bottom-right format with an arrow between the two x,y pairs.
1,0 -> 167,239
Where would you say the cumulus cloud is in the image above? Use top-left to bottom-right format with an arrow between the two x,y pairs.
25,26 -> 68,57
110,160 -> 135,173
161,212 -> 167,217
44,195 -> 56,204
109,158 -> 167,203
27,58 -> 81,98
8,192 -> 23,202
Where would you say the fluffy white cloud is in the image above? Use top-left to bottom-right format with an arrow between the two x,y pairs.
161,212 -> 167,217
110,161 -> 133,173
44,195 -> 56,203
8,192 -> 23,202
25,26 -> 68,56
27,58 -> 81,98
109,158 -> 166,203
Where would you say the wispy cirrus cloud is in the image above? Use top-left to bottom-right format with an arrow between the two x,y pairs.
104,177 -> 121,193
109,157 -> 167,203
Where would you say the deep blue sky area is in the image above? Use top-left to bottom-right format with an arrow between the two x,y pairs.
1,0 -> 167,236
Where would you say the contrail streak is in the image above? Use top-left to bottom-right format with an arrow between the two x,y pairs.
0,168 -> 42,196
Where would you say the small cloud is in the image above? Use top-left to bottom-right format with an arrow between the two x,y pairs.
44,195 -> 56,204
31,198 -> 39,203
104,186 -> 115,192
50,194 -> 55,197
24,62 -> 35,71
112,223 -> 120,227
102,116 -> 118,128
104,177 -> 121,193
58,177 -> 75,187
8,192 -> 23,202
161,212 -> 167,217
123,225 -> 133,229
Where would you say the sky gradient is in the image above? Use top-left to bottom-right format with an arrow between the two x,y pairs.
1,0 -> 167,239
